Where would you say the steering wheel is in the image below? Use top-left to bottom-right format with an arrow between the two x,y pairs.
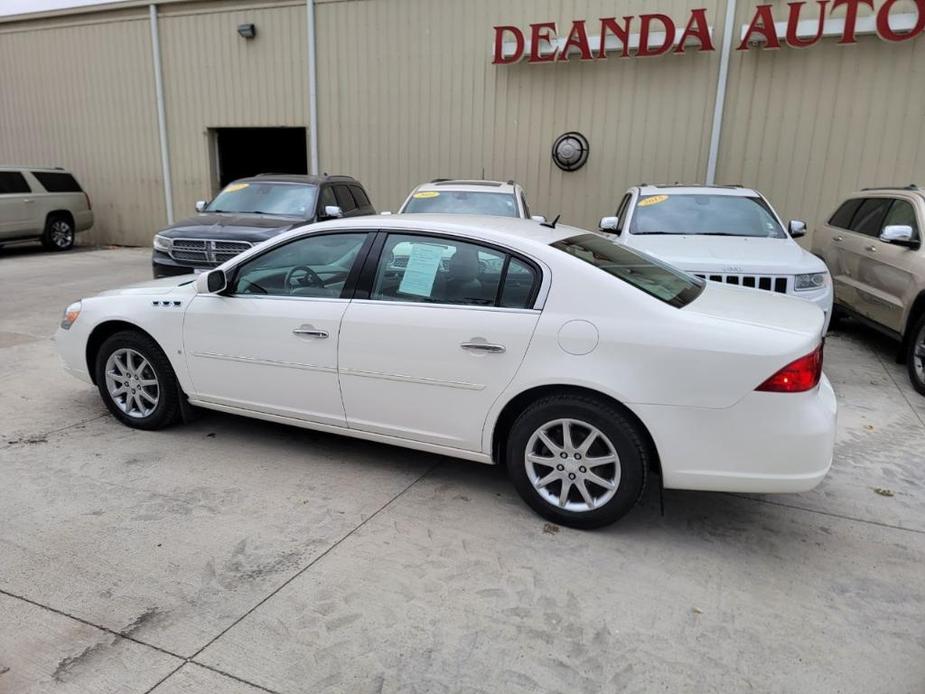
285,265 -> 324,293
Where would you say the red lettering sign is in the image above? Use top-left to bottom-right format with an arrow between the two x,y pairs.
876,0 -> 925,41
637,13 -> 676,57
738,4 -> 781,49
559,20 -> 594,60
675,8 -> 715,53
492,25 -> 524,64
598,16 -> 633,58
786,1 -> 831,47
529,22 -> 558,62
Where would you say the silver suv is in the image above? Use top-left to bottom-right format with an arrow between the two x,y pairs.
0,166 -> 93,251
813,185 -> 925,394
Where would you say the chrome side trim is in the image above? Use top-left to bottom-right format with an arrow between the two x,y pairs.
340,367 -> 485,391
191,351 -> 335,373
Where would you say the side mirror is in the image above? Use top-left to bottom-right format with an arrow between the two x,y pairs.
880,224 -> 917,247
206,269 -> 227,293
531,215 -> 547,223
195,200 -> 208,213
322,205 -> 343,219
789,220 -> 807,238
599,216 -> 620,232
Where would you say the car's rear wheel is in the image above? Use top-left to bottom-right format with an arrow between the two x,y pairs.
506,395 -> 648,529
41,214 -> 75,251
95,331 -> 181,429
907,313 -> 925,396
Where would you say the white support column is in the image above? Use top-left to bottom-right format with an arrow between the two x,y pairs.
306,0 -> 319,175
705,0 -> 736,185
149,4 -> 174,224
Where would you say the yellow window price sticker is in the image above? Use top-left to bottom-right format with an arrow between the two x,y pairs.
638,194 -> 668,207
223,182 -> 249,193
413,191 -> 440,199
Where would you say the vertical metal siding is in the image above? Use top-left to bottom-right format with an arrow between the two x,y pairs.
0,12 -> 165,246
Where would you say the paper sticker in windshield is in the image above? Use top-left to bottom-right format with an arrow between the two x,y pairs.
223,183 -> 249,193
638,195 -> 668,207
398,243 -> 446,296
413,191 -> 440,199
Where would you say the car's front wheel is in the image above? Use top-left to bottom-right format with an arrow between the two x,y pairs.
95,330 -> 181,429
41,215 -> 75,251
907,313 -> 925,396
506,395 -> 648,529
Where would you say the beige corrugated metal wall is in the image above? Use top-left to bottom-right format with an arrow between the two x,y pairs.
1,0 -> 923,245
0,8 -> 165,246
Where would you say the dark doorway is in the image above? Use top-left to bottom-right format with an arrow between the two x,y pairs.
212,127 -> 308,188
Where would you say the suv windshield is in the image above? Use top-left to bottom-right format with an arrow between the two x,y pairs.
552,234 -> 704,307
403,191 -> 518,217
207,182 -> 318,217
629,194 -> 786,238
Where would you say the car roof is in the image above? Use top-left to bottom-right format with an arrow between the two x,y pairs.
412,179 -> 518,194
233,174 -> 358,186
299,214 -> 580,250
844,185 -> 923,198
635,184 -> 759,197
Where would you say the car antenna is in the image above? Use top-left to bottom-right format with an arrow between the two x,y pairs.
540,214 -> 560,229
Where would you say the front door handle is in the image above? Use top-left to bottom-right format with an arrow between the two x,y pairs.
293,325 -> 328,338
23,199 -> 35,204
833,235 -> 843,242
460,341 -> 506,353
865,245 -> 877,252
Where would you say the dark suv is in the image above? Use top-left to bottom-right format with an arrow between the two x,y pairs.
152,174 -> 375,278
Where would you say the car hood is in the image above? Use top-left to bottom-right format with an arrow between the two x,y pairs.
625,235 -> 824,274
685,281 -> 824,338
157,212 -> 307,242
96,275 -> 199,297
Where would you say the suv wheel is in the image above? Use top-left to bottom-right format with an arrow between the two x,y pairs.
41,215 -> 75,251
95,331 -> 181,429
506,395 -> 648,529
907,313 -> 925,396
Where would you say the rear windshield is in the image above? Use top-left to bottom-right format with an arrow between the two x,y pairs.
552,233 -> 704,308
629,194 -> 786,238
32,171 -> 82,193
403,191 -> 518,218
207,181 -> 318,217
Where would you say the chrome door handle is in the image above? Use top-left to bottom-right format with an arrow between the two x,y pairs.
460,341 -> 506,353
833,235 -> 843,242
23,199 -> 35,204
293,326 -> 328,338
865,245 -> 877,252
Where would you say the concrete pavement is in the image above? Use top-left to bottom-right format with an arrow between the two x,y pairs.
1,246 -> 923,693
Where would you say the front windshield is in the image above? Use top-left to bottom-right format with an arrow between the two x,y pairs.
552,233 -> 704,308
402,191 -> 518,218
629,194 -> 786,238
206,181 -> 318,217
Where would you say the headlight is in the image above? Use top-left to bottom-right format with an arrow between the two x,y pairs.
794,272 -> 828,292
61,301 -> 81,330
153,234 -> 172,252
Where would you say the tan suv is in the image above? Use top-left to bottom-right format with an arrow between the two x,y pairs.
0,166 -> 93,251
813,185 -> 925,394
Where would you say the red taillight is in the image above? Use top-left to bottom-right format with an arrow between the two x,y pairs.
756,344 -> 823,393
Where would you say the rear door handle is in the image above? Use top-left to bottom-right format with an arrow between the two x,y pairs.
293,325 -> 328,338
865,245 -> 877,252
833,235 -> 843,242
460,341 -> 506,353
23,199 -> 34,204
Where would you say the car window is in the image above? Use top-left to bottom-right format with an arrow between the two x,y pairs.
208,181 -> 317,217
552,233 -> 704,308
31,171 -> 82,193
232,232 -> 367,298
334,185 -> 357,213
628,194 -> 786,238
614,193 -> 631,233
350,185 -> 371,209
828,198 -> 863,229
499,257 -> 538,309
849,198 -> 892,237
882,199 -> 919,236
371,234 -> 514,307
402,191 -> 519,218
0,171 -> 31,194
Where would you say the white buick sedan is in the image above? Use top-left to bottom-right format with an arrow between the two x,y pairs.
56,215 -> 836,528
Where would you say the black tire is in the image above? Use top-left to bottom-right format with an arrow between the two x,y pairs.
94,330 -> 182,430
906,313 -> 925,396
41,214 -> 75,251
506,394 -> 648,529
828,304 -> 847,330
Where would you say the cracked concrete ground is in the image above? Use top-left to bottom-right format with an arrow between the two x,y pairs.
0,245 -> 923,693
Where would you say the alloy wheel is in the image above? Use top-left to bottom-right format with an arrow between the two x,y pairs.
104,348 -> 160,418
50,220 -> 73,248
914,323 -> 925,385
524,418 -> 621,512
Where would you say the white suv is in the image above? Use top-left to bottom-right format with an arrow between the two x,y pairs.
0,166 -> 93,251
600,184 -> 833,331
398,179 -> 545,221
